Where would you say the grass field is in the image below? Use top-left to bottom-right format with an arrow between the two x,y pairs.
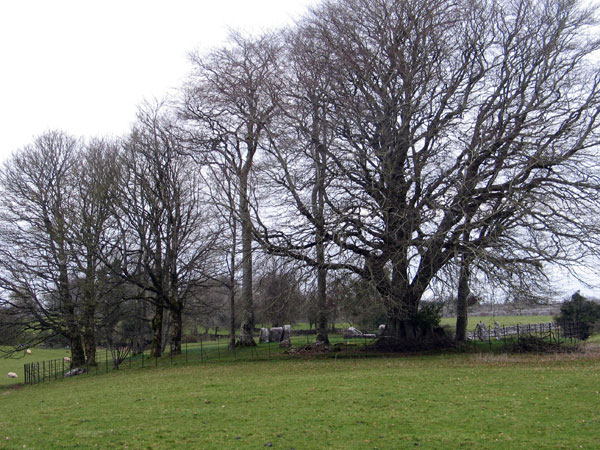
1,346 -> 599,449
439,315 -> 555,330
0,347 -> 71,387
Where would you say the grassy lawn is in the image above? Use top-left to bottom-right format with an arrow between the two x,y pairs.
1,345 -> 599,449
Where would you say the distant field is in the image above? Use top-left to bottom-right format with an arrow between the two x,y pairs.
1,347 -> 599,449
0,347 -> 71,387
440,315 -> 555,331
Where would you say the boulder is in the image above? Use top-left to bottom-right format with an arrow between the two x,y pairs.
64,367 -> 86,378
343,327 -> 363,339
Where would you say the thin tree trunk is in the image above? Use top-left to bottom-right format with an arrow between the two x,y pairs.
455,255 -> 470,343
229,218 -> 237,350
315,258 -> 329,344
237,174 -> 256,347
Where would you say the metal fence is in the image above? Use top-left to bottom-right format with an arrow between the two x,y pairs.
23,322 -> 585,385
467,321 -> 583,345
23,334 -> 341,386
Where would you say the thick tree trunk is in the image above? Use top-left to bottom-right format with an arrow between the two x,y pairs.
237,175 -> 256,347
69,332 -> 86,368
82,287 -> 97,366
380,289 -> 424,347
455,256 -> 470,343
150,302 -> 163,357
83,320 -> 97,366
169,307 -> 183,355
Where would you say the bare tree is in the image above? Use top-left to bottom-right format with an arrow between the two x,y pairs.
266,0 -> 600,344
0,132 -> 87,365
116,103 -> 219,356
71,138 -> 121,364
182,32 -> 283,346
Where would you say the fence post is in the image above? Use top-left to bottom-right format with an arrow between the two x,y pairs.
186,341 -> 188,364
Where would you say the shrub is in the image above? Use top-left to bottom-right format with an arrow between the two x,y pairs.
555,291 -> 600,340
413,301 -> 444,330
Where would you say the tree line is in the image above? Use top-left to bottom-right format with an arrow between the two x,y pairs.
1,0 -> 600,365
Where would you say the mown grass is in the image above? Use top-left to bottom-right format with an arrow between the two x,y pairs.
1,347 -> 599,449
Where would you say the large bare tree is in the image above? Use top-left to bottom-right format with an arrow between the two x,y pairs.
260,0 -> 600,344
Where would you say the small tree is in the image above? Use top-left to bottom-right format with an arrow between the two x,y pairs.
555,292 -> 600,340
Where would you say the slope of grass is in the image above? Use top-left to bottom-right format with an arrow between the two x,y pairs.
2,348 -> 599,449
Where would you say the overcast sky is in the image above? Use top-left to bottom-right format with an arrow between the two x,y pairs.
0,0 -> 318,162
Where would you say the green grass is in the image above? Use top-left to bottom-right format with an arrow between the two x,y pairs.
1,348 -> 599,449
0,347 -> 71,387
440,315 -> 555,331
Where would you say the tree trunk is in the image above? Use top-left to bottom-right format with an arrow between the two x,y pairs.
69,333 -> 86,368
315,263 -> 329,344
380,289 -> 422,347
228,220 -> 237,350
170,307 -> 183,355
83,319 -> 97,366
150,302 -> 163,357
82,284 -> 97,366
313,132 -> 329,344
237,174 -> 256,347
455,255 -> 470,343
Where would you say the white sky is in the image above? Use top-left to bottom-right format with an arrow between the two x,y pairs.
0,0 -> 318,161
0,0 -> 597,299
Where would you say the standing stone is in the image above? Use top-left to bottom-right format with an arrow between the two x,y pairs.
270,327 -> 283,343
259,328 -> 270,343
279,324 -> 291,348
